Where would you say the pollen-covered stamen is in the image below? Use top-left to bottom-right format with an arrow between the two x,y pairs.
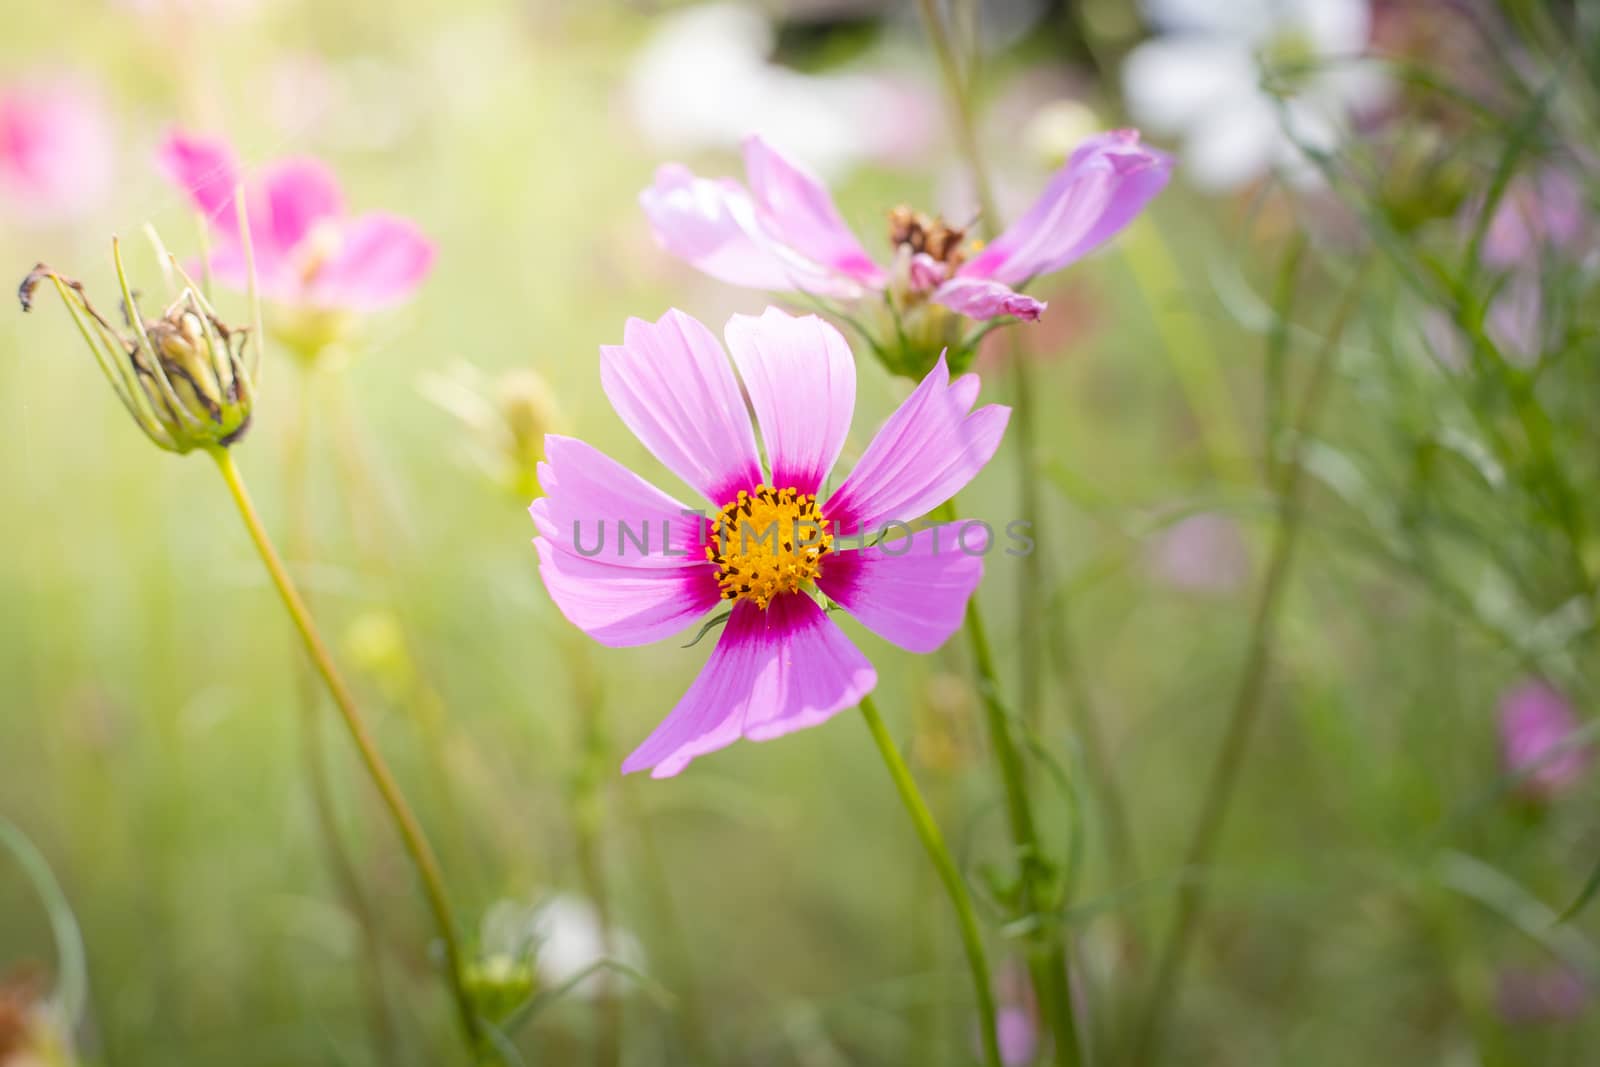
705,485 -> 833,609
888,205 -> 982,276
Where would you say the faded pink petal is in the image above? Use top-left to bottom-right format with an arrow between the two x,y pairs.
819,521 -> 988,653
1496,966 -> 1590,1024
640,162 -> 863,299
302,212 -> 435,311
741,135 -> 885,287
0,78 -> 113,222
1499,680 -> 1591,799
257,157 -> 345,259
157,128 -> 432,313
622,594 -> 877,777
960,129 -> 1171,286
932,277 -> 1046,322
825,356 -> 1010,531
908,252 -> 945,291
601,310 -> 764,505
997,1007 -> 1040,1067
532,435 -> 708,567
1483,169 -> 1589,270
156,129 -> 242,234
725,308 -> 855,496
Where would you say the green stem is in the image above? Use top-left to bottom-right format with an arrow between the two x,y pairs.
209,447 -> 483,1055
1131,268 -> 1367,1065
965,603 -> 1081,1067
915,3 -> 1088,1056
859,694 -> 1003,1067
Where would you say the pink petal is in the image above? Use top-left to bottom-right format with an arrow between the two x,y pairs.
639,163 -> 864,299
932,278 -> 1047,322
724,308 -> 855,496
960,129 -> 1172,286
530,434 -> 721,647
823,356 -> 1010,531
621,594 -> 877,778
741,135 -> 886,288
257,156 -> 345,257
207,241 -> 302,304
0,79 -> 113,222
533,536 -> 720,647
532,435 -> 710,569
819,521 -> 988,653
303,212 -> 435,311
600,309 -> 764,506
156,129 -> 242,237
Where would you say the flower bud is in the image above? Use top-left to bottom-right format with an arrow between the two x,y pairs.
19,244 -> 255,454
462,953 -> 536,1024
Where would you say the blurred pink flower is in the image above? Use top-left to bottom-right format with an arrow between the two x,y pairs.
1483,168 -> 1589,269
973,960 -> 1042,1066
156,129 -> 434,311
1496,966 -> 1589,1024
1499,680 -> 1591,799
0,78 -> 113,224
532,307 -> 1007,777
1148,512 -> 1250,595
640,130 -> 1170,323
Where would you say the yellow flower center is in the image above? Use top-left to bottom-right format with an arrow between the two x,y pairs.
706,485 -> 833,609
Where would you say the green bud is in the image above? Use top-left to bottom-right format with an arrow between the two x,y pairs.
462,953 -> 536,1023
19,243 -> 255,455
1378,126 -> 1474,234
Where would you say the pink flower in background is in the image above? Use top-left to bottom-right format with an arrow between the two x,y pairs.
973,961 -> 1042,1066
531,307 -> 1008,777
1496,966 -> 1589,1024
1483,168 -> 1589,269
0,78 -> 113,223
156,129 -> 434,311
1499,680 -> 1591,799
641,131 -> 1170,323
1148,512 -> 1250,595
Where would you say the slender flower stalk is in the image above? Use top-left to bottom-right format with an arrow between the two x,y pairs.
1131,267 -> 1368,1064
859,694 -> 1002,1067
209,448 -> 483,1053
964,604 -> 1081,1067
917,2 -> 1088,1062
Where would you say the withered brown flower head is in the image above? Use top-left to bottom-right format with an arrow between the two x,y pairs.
20,254 -> 255,454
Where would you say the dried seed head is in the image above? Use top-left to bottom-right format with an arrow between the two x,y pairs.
19,244 -> 255,454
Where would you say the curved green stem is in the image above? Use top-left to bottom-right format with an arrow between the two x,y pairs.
209,447 -> 483,1054
859,694 -> 1002,1067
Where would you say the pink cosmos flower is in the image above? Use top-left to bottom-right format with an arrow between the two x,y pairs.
156,129 -> 434,312
1499,680 -> 1591,800
0,78 -> 113,224
640,131 -> 1171,324
530,307 -> 1008,777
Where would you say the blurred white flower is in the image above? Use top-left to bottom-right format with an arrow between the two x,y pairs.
481,893 -> 644,999
626,3 -> 937,179
1122,0 -> 1389,191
